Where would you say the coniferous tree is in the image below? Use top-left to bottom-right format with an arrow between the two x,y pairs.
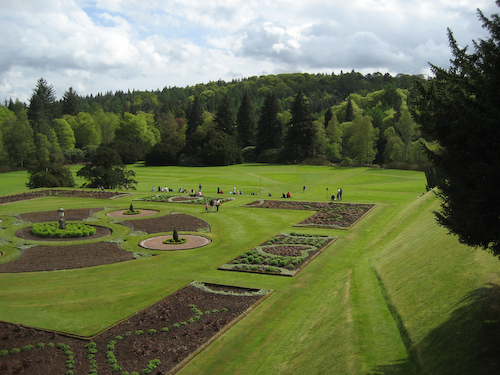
27,78 -> 59,135
256,91 -> 282,152
236,91 -> 256,147
283,90 -> 316,163
344,98 -> 354,122
412,1 -> 500,256
62,87 -> 80,116
214,94 -> 235,135
186,96 -> 203,138
324,107 -> 333,128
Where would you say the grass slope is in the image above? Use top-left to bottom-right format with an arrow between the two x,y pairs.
0,164 -> 498,374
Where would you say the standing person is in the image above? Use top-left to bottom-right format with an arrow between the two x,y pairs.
233,186 -> 236,194
205,202 -> 209,212
337,188 -> 341,200
303,186 -> 306,192
339,188 -> 343,200
216,199 -> 220,212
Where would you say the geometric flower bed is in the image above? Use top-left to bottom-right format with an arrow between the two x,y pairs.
137,194 -> 233,205
0,281 -> 271,375
219,232 -> 337,276
243,200 -> 375,229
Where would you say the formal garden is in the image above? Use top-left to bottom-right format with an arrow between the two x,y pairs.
0,164 -> 499,374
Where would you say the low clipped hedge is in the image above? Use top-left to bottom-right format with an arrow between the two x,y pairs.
31,223 -> 97,238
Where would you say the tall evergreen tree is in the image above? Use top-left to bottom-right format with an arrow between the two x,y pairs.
344,98 -> 354,122
62,87 -> 80,116
236,91 -> 256,147
256,91 -> 282,151
186,96 -> 203,138
412,1 -> 500,256
324,107 -> 333,128
27,78 -> 58,135
214,94 -> 235,135
283,90 -> 316,162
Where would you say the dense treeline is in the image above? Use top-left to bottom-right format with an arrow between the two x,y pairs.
0,71 -> 429,187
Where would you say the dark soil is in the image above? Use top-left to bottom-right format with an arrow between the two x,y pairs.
19,208 -> 105,223
0,190 -> 127,205
244,200 -> 375,229
119,214 -> 211,234
0,242 -> 133,273
0,282 -> 269,375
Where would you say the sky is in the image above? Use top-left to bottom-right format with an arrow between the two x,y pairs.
0,0 -> 498,103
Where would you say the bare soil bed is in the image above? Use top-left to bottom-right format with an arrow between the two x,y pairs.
119,214 -> 211,234
0,190 -> 127,205
19,208 -> 105,223
244,200 -> 375,229
0,282 -> 270,375
0,242 -> 133,273
106,209 -> 159,218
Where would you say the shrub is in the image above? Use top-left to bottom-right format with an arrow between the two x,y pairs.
22,344 -> 34,351
135,330 -> 143,335
37,342 -> 45,349
0,349 -> 8,356
11,348 -> 20,354
31,222 -> 97,238
148,329 -> 157,334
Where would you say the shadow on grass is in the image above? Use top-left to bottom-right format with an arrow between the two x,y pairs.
368,283 -> 500,375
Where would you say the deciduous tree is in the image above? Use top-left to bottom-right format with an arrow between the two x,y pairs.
77,145 -> 137,189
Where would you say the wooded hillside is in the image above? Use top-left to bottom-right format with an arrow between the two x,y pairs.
0,71 -> 428,185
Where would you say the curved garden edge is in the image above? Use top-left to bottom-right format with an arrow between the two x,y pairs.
139,234 -> 212,250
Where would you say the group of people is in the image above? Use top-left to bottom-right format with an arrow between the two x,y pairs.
205,199 -> 221,212
332,187 -> 343,201
282,192 -> 292,198
217,186 -> 245,195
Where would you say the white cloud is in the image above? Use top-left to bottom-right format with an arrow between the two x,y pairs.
0,0 -> 498,102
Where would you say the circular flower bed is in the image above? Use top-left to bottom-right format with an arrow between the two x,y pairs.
140,235 -> 211,250
31,222 -> 97,238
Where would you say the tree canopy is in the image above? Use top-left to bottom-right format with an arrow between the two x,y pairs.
1,70 -> 430,174
77,145 -> 137,189
412,1 -> 500,256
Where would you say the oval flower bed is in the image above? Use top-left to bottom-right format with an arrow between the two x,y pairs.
219,232 -> 337,276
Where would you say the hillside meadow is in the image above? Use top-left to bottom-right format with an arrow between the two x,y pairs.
0,164 -> 499,374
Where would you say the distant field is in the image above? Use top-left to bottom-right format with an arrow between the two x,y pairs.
0,164 -> 498,374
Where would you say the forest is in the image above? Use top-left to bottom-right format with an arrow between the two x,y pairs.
0,71 -> 429,187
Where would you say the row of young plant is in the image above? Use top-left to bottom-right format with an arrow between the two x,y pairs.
0,304 -> 229,375
31,222 -> 97,238
266,232 -> 333,247
0,342 -> 75,375
101,303 -> 228,374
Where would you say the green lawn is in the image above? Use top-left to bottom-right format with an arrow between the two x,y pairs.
0,164 -> 498,374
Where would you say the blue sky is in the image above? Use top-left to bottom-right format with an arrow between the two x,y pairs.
0,0 -> 497,103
